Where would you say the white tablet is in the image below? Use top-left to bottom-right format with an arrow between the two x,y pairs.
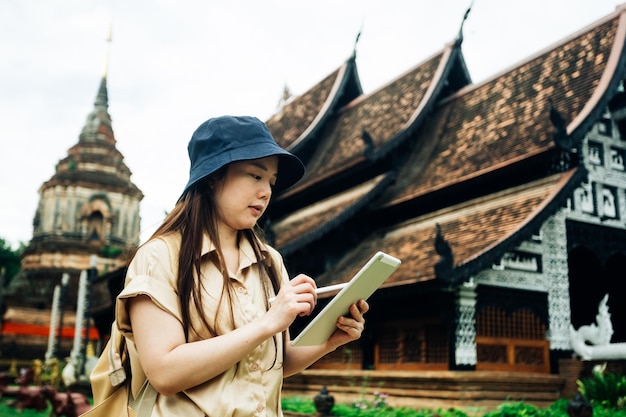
290,251 -> 401,347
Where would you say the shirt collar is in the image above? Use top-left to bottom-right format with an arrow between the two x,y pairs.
200,232 -> 270,269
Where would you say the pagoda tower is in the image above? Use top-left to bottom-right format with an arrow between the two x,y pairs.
6,75 -> 143,311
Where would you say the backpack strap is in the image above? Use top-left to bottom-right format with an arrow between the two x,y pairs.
109,321 -> 158,417
129,378 -> 159,417
107,322 -> 127,387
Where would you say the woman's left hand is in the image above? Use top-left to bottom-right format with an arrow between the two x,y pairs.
327,299 -> 369,347
282,299 -> 370,377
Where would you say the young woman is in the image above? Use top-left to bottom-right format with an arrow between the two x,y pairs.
115,115 -> 369,416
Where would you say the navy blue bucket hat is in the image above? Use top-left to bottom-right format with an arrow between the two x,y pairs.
181,115 -> 305,197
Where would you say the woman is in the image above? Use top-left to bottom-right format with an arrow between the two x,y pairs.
116,115 -> 369,416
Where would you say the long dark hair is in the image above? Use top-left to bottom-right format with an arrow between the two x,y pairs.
139,167 -> 282,343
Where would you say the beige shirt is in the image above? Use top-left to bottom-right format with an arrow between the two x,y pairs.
116,232 -> 288,417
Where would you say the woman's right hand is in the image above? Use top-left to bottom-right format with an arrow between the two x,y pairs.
265,273 -> 317,332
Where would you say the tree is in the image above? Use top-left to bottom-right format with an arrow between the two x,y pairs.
0,238 -> 24,287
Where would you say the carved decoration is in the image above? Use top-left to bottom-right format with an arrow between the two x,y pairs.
543,211 -> 572,350
455,281 -> 477,366
570,293 -> 626,360
434,223 -> 454,282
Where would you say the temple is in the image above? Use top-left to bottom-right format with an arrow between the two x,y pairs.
263,4 -> 626,377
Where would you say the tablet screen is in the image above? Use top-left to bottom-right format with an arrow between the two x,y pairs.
290,251 -> 401,347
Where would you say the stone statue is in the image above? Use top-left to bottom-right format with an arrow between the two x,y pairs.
570,293 -> 626,360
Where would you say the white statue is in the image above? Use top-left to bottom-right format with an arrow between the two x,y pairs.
570,294 -> 626,360
572,294 -> 613,345
61,359 -> 76,387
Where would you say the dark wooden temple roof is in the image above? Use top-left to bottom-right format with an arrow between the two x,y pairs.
315,169 -> 583,292
268,5 -> 626,289
381,11 -> 625,206
272,173 -> 394,255
266,54 -> 363,155
281,39 -> 470,197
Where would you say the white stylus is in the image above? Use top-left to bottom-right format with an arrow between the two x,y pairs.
268,282 -> 348,303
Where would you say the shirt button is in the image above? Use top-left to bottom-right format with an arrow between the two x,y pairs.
256,404 -> 264,412
251,363 -> 259,371
237,286 -> 245,293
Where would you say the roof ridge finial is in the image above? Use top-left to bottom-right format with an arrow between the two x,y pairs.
456,1 -> 473,46
103,21 -> 112,77
351,19 -> 363,60
276,84 -> 293,111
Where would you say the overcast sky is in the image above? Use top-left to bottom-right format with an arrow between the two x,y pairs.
0,0 -> 623,248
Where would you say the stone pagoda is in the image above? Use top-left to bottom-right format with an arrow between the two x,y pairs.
3,73 -> 142,358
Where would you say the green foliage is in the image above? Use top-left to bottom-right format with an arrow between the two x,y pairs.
482,402 -> 546,417
592,407 -> 626,417
577,365 -> 626,409
284,391 -> 471,417
281,396 -> 317,414
101,245 -> 123,258
0,237 -> 25,286
0,398 -> 51,416
352,391 -> 393,413
332,402 -> 471,417
544,398 -> 569,415
282,396 -> 575,417
8,392 -> 626,417
331,391 -> 394,416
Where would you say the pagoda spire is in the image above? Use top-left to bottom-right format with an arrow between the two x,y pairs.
80,27 -> 115,144
94,77 -> 109,111
95,23 -> 112,111
103,22 -> 112,78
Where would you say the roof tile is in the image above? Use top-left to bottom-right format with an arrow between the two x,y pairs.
266,69 -> 341,149
316,171 -> 574,288
386,18 -> 617,204
303,53 -> 444,183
